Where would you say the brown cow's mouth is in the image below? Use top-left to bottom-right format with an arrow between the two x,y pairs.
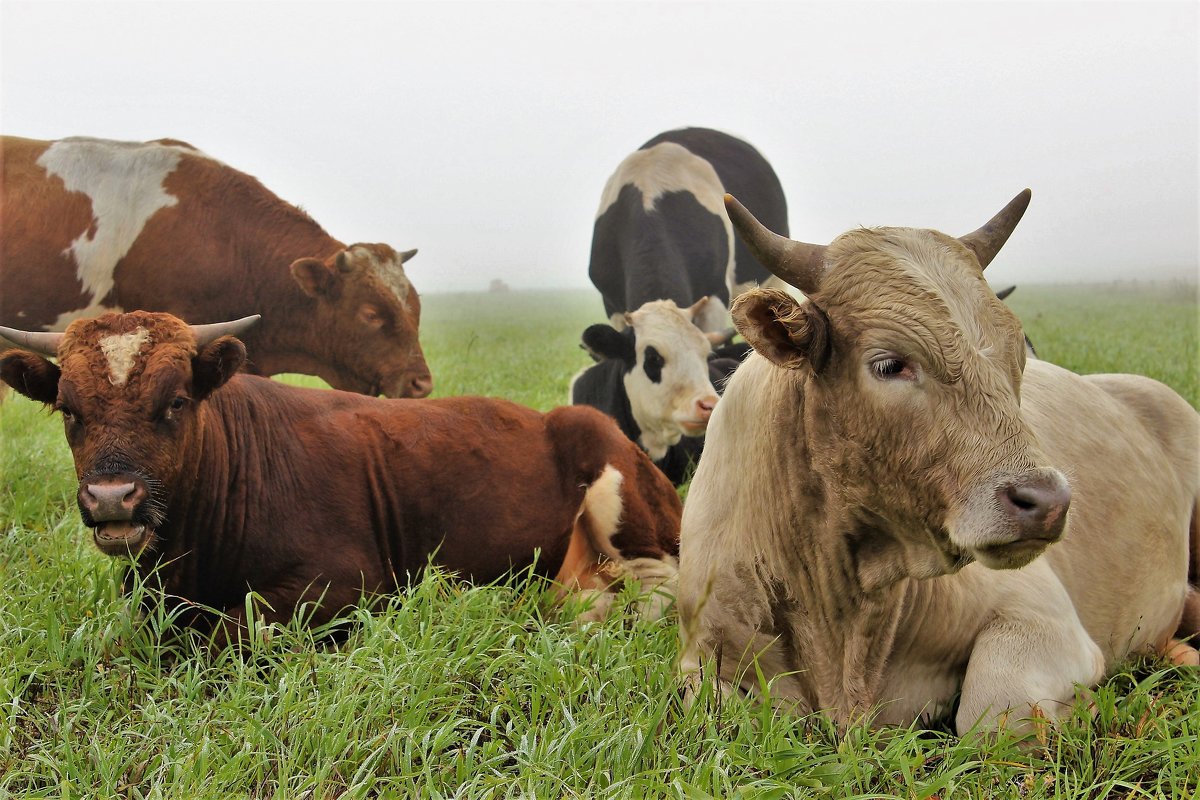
93,522 -> 154,557
973,536 -> 1057,570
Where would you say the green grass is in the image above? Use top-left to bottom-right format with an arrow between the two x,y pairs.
1,284 -> 1198,798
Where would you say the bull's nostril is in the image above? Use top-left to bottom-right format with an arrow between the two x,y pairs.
1007,487 -> 1039,512
998,475 -> 1072,539
411,375 -> 433,397
81,479 -> 145,521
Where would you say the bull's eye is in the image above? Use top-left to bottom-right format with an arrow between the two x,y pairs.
357,304 -> 386,331
642,346 -> 665,383
869,356 -> 913,381
57,405 -> 78,424
164,396 -> 189,421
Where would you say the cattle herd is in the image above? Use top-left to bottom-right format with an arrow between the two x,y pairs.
0,130 -> 1196,737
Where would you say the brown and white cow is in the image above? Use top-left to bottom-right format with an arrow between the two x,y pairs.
678,191 -> 1199,736
0,312 -> 681,645
0,136 -> 432,398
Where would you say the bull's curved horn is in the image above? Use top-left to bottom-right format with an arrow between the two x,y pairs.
190,315 -> 261,347
0,326 -> 64,356
724,194 -> 826,294
958,189 -> 1032,270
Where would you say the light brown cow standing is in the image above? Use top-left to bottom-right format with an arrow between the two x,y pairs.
0,312 -> 682,646
0,136 -> 432,398
678,190 -> 1199,736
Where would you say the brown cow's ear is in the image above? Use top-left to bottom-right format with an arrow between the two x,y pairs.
0,351 -> 61,405
289,257 -> 342,299
192,336 -> 247,400
731,289 -> 830,372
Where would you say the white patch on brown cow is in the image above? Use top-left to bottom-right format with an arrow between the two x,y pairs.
49,302 -> 126,332
348,245 -> 412,304
35,138 -> 201,329
560,464 -> 679,622
99,327 -> 151,386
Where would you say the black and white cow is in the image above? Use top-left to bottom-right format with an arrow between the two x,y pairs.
573,129 -> 787,482
588,127 -> 790,331
570,300 -> 747,486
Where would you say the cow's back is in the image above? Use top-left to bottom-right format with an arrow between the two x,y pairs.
1020,360 -> 1199,661
0,135 -> 335,332
641,128 -> 789,289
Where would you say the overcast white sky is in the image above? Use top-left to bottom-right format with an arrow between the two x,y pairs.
1,0 -> 1196,294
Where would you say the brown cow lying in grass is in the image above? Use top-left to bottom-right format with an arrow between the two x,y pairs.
0,312 -> 682,646
678,190 -> 1199,736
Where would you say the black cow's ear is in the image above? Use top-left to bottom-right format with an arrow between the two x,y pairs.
731,289 -> 830,372
192,336 -> 247,400
0,351 -> 61,405
289,257 -> 342,299
581,324 -> 635,364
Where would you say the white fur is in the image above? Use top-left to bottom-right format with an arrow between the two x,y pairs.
576,465 -> 679,622
99,328 -> 151,386
623,301 -> 718,460
351,245 -> 412,304
581,465 -> 625,559
36,138 -> 198,330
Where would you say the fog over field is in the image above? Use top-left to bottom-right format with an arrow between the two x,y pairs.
1,0 -> 1196,293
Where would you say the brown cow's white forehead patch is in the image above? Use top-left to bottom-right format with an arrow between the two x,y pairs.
352,247 -> 412,303
99,327 -> 152,386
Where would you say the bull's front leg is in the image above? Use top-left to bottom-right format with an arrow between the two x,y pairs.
956,568 -> 1104,737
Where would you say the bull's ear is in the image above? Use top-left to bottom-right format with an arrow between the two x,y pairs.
289,257 -> 342,299
731,288 -> 830,372
192,336 -> 247,400
0,351 -> 61,405
581,324 -> 635,364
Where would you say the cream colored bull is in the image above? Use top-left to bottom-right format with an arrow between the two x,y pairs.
678,190 -> 1199,736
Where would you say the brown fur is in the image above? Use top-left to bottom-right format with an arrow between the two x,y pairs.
1,312 -> 682,645
0,136 -> 431,398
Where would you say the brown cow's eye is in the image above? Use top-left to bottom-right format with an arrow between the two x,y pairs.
163,396 -> 189,421
870,357 -> 913,381
56,405 -> 78,424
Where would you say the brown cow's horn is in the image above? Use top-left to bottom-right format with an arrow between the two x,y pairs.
958,189 -> 1032,270
190,315 -> 261,346
0,326 -> 64,356
724,194 -> 826,294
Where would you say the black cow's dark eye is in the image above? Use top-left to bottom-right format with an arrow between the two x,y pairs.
643,346 -> 665,383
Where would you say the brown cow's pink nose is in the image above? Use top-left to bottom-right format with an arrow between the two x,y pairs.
79,480 -> 147,521
997,472 -> 1071,541
695,397 -> 717,422
408,373 -> 433,398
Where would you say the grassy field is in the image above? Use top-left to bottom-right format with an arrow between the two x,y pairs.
1,284 -> 1197,798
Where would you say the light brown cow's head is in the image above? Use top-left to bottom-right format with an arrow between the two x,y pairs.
0,312 -> 257,557
290,243 -> 433,398
726,190 -> 1071,573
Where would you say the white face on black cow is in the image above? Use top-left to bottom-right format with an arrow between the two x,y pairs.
584,300 -> 718,461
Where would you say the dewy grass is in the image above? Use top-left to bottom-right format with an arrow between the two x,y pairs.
1,284 -> 1197,797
